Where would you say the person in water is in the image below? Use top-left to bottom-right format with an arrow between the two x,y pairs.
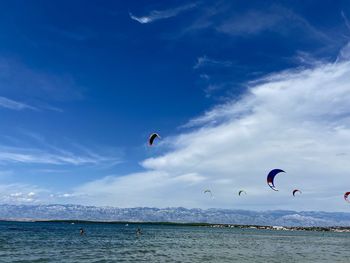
79,228 -> 85,235
136,227 -> 142,237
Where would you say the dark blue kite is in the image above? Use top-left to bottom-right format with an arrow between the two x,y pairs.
267,169 -> 285,191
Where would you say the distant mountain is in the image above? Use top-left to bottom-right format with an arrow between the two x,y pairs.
0,204 -> 350,227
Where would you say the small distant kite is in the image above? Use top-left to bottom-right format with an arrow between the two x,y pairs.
148,133 -> 160,146
238,190 -> 247,196
344,192 -> 350,203
267,169 -> 285,191
204,189 -> 212,197
292,189 -> 302,197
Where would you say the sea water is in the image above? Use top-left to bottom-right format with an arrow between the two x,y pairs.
0,221 -> 349,262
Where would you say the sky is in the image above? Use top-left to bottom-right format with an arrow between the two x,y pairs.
1,0 -> 350,211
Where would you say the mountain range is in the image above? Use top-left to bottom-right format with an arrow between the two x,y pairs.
0,204 -> 350,227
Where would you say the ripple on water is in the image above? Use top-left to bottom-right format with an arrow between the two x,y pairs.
0,222 -> 349,262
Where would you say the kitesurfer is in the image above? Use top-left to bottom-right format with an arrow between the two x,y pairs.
136,227 -> 142,237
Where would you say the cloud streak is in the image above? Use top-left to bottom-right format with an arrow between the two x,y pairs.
216,7 -> 331,45
0,132 -> 122,167
341,11 -> 350,31
217,10 -> 283,36
0,145 -> 121,166
0,57 -> 82,102
193,55 -> 232,69
129,3 -> 197,24
0,96 -> 36,111
74,56 -> 350,212
176,3 -> 332,47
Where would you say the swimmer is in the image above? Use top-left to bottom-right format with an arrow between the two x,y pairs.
79,228 -> 85,235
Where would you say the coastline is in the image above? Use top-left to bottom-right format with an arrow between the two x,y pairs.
1,219 -> 350,233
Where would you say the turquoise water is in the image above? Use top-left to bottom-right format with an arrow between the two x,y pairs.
0,221 -> 349,262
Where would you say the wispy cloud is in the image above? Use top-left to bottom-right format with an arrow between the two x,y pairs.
0,57 -> 83,113
193,55 -> 232,69
193,56 -> 245,99
0,145 -> 121,166
291,51 -> 326,67
177,3 -> 332,46
216,7 -> 332,45
217,10 -> 282,36
38,103 -> 63,113
74,49 -> 350,211
337,42 -> 350,62
341,11 -> 350,31
203,84 -> 224,98
129,3 -> 198,24
0,57 -> 82,102
0,132 -> 122,167
0,96 -> 36,111
45,25 -> 94,41
0,148 -> 87,165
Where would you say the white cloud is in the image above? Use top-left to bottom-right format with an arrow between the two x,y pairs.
0,4 -> 347,212
75,171 -> 208,208
0,96 -> 36,111
1,51 -> 349,211
27,192 -> 36,197
129,3 -> 197,24
49,192 -> 83,199
73,56 -> 350,212
0,184 -> 43,204
0,184 -> 87,204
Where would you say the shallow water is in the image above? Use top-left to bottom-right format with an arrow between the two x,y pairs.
0,221 -> 349,262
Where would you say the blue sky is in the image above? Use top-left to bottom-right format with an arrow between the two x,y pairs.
1,0 -> 350,211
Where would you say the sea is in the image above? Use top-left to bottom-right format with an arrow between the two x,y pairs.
0,221 -> 349,262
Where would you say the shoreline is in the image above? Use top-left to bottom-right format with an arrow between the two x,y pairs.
1,219 -> 350,232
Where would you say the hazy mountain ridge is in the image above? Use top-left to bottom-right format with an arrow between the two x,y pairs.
0,204 -> 350,227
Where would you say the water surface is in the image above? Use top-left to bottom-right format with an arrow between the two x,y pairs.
0,221 -> 348,262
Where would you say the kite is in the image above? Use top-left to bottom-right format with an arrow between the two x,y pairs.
267,169 -> 285,191
238,190 -> 247,196
344,192 -> 350,203
148,133 -> 160,146
292,189 -> 301,197
204,189 -> 212,197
